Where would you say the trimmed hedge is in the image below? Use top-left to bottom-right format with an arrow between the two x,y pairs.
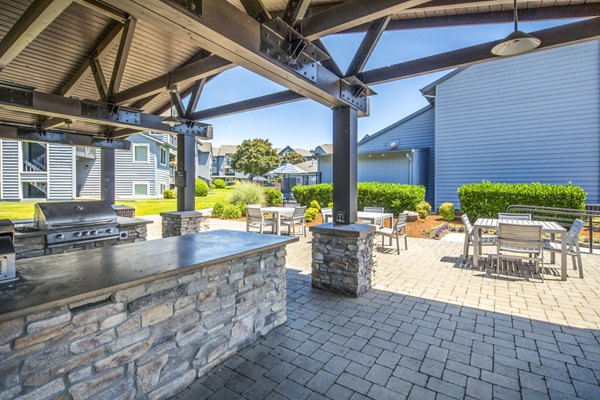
195,179 -> 208,197
457,181 -> 586,220
264,188 -> 283,206
291,182 -> 426,215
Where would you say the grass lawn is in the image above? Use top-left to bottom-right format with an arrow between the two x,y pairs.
0,188 -> 232,220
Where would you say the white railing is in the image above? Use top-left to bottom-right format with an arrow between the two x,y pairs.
23,160 -> 43,172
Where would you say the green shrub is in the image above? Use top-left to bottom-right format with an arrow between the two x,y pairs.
211,201 -> 227,218
416,201 -> 432,219
230,181 -> 265,206
438,202 -> 455,221
214,179 -> 226,189
305,207 -> 319,222
263,188 -> 283,206
457,181 -> 587,220
227,180 -> 237,186
221,204 -> 242,219
195,178 -> 208,197
291,182 -> 426,215
163,188 -> 175,199
237,202 -> 248,217
309,200 -> 320,211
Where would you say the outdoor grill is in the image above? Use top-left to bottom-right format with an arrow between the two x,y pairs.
33,201 -> 122,247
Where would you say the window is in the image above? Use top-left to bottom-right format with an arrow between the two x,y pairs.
160,183 -> 167,193
133,144 -> 149,162
160,147 -> 168,165
133,183 -> 149,197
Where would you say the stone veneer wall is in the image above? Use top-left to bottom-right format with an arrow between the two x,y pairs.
0,247 -> 287,400
161,211 -> 210,238
14,222 -> 149,260
311,224 -> 377,297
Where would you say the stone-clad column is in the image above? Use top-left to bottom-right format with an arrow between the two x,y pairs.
310,223 -> 377,297
161,210 -> 210,237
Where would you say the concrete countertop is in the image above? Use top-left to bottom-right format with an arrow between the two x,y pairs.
116,216 -> 153,226
0,230 -> 297,322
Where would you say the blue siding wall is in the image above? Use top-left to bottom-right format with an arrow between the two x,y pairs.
435,41 -> 600,207
317,155 -> 332,183
358,106 -> 435,202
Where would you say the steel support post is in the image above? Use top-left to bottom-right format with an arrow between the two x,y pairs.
332,106 -> 358,224
101,147 -> 115,205
177,134 -> 196,212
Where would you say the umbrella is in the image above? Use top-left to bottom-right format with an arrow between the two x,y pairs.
267,163 -> 307,175
252,176 -> 268,182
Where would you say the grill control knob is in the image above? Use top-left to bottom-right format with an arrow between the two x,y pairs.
55,234 -> 64,240
74,232 -> 82,238
90,230 -> 98,236
106,228 -> 113,234
82,231 -> 89,236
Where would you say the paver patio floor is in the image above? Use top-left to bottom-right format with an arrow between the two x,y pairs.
173,229 -> 600,400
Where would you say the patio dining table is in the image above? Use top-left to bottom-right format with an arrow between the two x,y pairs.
322,211 -> 394,227
261,206 -> 295,235
473,218 -> 568,280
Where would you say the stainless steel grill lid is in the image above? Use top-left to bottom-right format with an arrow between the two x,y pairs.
34,201 -> 117,230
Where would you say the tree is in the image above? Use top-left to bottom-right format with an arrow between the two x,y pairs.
231,139 -> 279,177
281,151 -> 305,165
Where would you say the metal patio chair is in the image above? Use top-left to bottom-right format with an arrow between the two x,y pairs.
377,213 -> 408,254
498,213 -> 532,220
246,206 -> 275,234
281,206 -> 307,236
461,214 -> 498,265
497,222 -> 543,279
362,207 -> 385,227
543,219 -> 585,278
321,207 -> 332,223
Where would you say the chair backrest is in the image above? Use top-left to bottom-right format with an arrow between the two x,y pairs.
566,219 -> 585,250
461,214 -> 474,237
246,206 -> 263,221
498,223 -> 542,250
395,213 -> 408,231
321,207 -> 332,216
293,206 -> 306,218
499,213 -> 532,221
364,207 -> 384,213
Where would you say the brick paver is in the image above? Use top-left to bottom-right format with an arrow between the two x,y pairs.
173,232 -> 600,400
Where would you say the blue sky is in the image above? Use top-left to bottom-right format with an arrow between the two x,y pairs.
194,19 -> 573,149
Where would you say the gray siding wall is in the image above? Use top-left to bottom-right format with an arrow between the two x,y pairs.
358,107 -> 435,202
197,151 -> 212,181
0,141 -> 20,199
318,155 -> 333,183
79,149 -> 101,199
47,144 -> 75,200
435,41 -> 600,207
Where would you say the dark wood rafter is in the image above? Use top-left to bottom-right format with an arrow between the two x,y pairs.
73,0 -> 127,21
0,0 -> 73,70
342,4 -> 600,33
358,18 -> 600,85
170,88 -> 186,117
108,17 -> 137,97
59,21 -> 123,96
111,54 -> 232,104
191,17 -> 600,121
239,0 -> 271,22
90,56 -> 108,101
190,90 -> 305,120
312,39 -> 343,77
283,0 -> 311,26
131,94 -> 161,110
345,15 -> 390,76
185,78 -> 206,117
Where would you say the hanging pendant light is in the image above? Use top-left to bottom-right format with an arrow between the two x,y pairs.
491,0 -> 541,56
162,86 -> 183,127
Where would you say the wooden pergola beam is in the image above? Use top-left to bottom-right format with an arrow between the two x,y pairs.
108,17 -> 137,96
0,0 -> 73,70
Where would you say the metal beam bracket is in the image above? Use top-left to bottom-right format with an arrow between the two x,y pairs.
82,101 -> 141,125
340,76 -> 376,113
0,82 -> 34,107
261,17 -> 329,83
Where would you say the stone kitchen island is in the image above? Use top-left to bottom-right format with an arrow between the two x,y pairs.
0,230 -> 297,400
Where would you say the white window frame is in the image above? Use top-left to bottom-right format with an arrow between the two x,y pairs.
133,144 -> 150,163
132,182 -> 150,198
159,147 -> 168,165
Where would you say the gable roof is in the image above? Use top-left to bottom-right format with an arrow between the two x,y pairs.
358,105 -> 433,146
419,67 -> 466,101
314,144 -> 333,155
197,141 -> 212,153
138,132 -> 176,149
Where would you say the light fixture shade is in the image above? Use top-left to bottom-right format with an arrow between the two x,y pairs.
491,30 -> 541,56
161,115 -> 182,127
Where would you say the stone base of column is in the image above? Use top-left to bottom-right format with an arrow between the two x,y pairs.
309,223 -> 377,297
161,210 -> 210,238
